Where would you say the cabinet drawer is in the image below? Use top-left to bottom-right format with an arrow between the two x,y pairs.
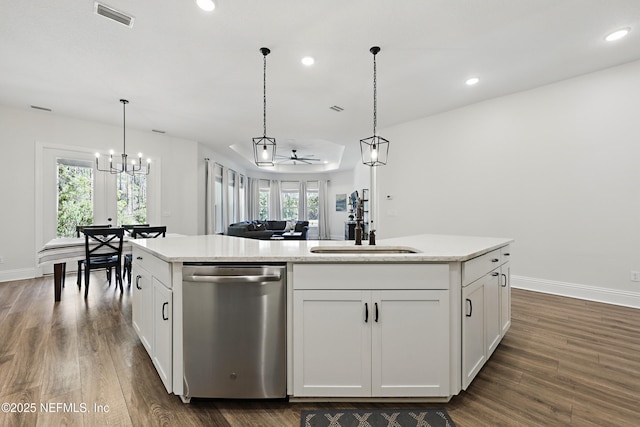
501,245 -> 512,264
132,247 -> 171,287
462,249 -> 501,287
293,263 -> 449,290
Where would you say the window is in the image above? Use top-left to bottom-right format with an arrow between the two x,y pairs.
306,181 -> 319,227
238,175 -> 246,221
117,170 -> 147,226
228,169 -> 236,223
281,181 -> 299,221
214,164 -> 224,233
56,158 -> 94,237
258,179 -> 270,221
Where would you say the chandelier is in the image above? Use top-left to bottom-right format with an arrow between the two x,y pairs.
95,99 -> 150,175
360,46 -> 389,167
253,47 -> 277,166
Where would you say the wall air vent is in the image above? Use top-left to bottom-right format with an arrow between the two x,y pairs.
329,105 -> 344,112
94,2 -> 135,28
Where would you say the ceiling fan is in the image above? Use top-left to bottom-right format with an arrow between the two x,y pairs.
276,149 -> 322,165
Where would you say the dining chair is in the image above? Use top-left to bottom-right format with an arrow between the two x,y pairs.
78,227 -> 124,298
130,225 -> 167,239
122,224 -> 149,235
123,225 -> 167,283
74,224 -> 112,287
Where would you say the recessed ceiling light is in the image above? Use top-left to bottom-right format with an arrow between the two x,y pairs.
605,27 -> 630,42
301,56 -> 315,66
195,0 -> 215,12
465,77 -> 480,86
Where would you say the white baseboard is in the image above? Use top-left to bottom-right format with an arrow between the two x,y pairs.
512,275 -> 640,309
0,268 -> 38,283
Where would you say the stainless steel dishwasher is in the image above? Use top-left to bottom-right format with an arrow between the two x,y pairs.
181,263 -> 286,399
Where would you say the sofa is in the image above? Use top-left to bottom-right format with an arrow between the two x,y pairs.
227,220 -> 309,240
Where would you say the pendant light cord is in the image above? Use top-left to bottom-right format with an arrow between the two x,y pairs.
263,52 -> 267,137
122,99 -> 127,155
373,51 -> 377,135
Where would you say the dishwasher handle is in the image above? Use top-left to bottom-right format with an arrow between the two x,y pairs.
184,274 -> 282,283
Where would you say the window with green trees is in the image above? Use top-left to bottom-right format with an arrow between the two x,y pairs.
306,182 -> 319,226
258,180 -> 269,220
117,171 -> 147,226
56,159 -> 93,237
281,181 -> 299,220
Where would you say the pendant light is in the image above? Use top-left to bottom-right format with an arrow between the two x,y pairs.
253,47 -> 277,166
360,46 -> 389,167
95,99 -> 150,175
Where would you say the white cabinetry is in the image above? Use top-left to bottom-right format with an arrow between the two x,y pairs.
152,278 -> 172,391
461,278 -> 485,388
500,248 -> 512,336
131,247 -> 173,392
292,263 -> 450,398
132,262 -> 153,354
461,245 -> 511,389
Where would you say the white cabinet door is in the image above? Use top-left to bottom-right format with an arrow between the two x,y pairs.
293,290 -> 371,397
500,262 -> 511,336
485,270 -> 502,358
153,278 -> 173,393
132,264 -> 153,355
462,279 -> 485,389
371,290 -> 450,397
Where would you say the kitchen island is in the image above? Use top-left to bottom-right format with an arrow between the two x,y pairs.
130,233 -> 513,402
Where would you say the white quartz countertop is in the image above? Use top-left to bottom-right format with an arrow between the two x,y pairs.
130,233 -> 513,263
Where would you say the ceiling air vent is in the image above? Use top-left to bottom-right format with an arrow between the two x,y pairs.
30,105 -> 52,112
94,2 -> 134,28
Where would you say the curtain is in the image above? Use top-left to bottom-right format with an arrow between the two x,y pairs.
298,181 -> 307,220
318,179 -> 330,239
270,180 -> 281,219
204,158 -> 214,234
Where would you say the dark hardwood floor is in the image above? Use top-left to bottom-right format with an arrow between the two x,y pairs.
0,274 -> 638,426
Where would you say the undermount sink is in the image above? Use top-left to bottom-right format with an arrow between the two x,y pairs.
309,245 -> 419,254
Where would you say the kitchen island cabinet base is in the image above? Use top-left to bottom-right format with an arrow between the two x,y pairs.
289,396 -> 452,403
129,234 -> 512,402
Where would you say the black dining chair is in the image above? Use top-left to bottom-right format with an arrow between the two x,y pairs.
69,224 -> 112,288
78,227 -> 124,298
123,226 -> 167,284
122,224 -> 149,235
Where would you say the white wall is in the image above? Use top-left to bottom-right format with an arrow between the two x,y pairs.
4,59 -> 640,307
0,105 -> 199,281
376,60 -> 640,307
